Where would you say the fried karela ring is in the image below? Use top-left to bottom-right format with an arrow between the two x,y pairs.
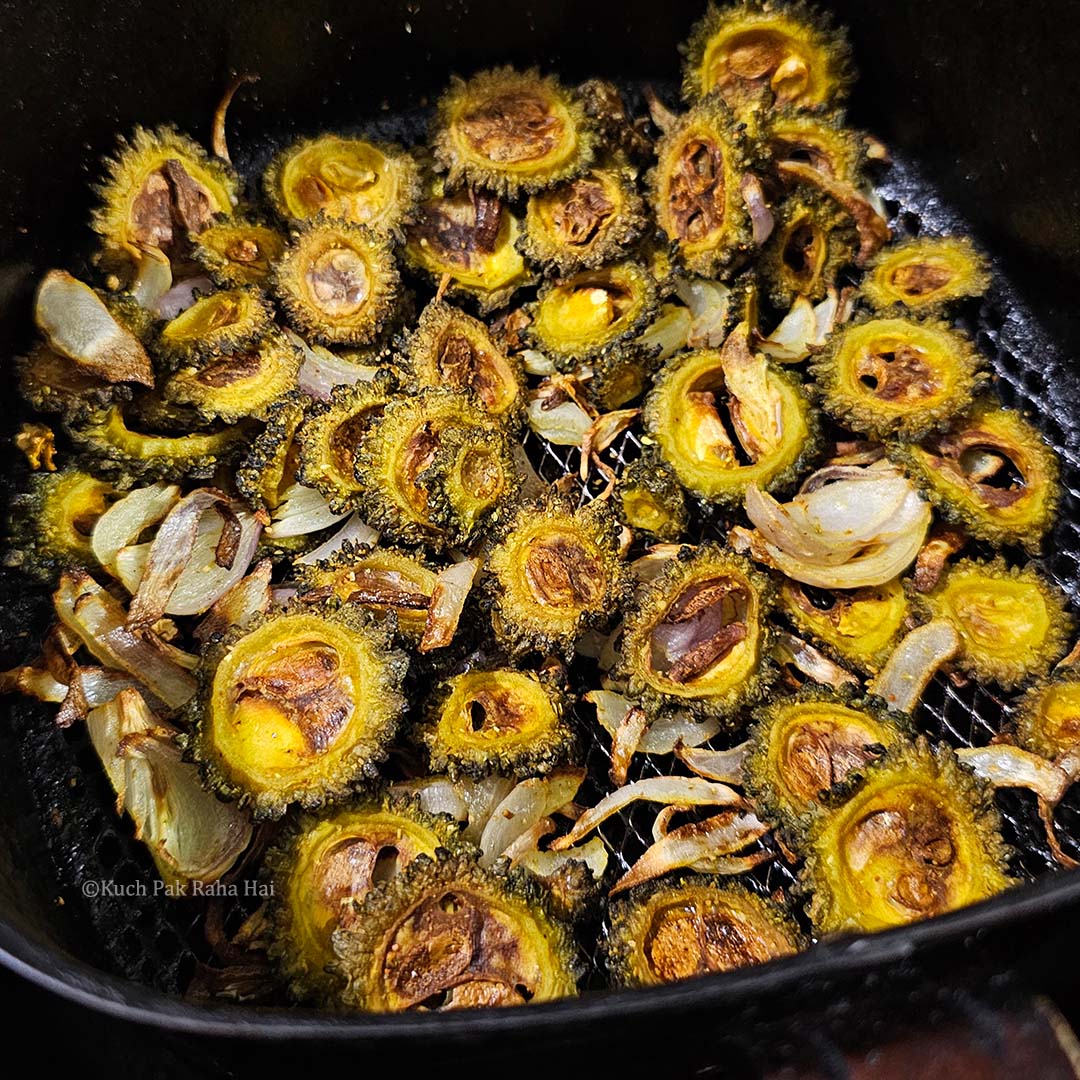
66,405 -> 248,484
420,669 -> 573,779
528,261 -> 657,368
404,301 -> 524,425
1016,672 -> 1080,760
913,557 -> 1071,690
644,345 -> 820,505
332,852 -> 580,1011
156,286 -> 275,366
265,795 -> 461,1002
354,388 -> 501,548
744,688 -> 910,834
520,160 -> 648,274
189,602 -> 408,818
295,372 -> 399,514
235,390 -> 311,512
586,349 -> 657,411
618,545 -> 773,720
191,218 -> 287,287
16,344 -> 131,424
432,67 -> 595,198
616,450 -> 690,542
766,106 -> 866,184
92,125 -> 238,272
297,544 -> 439,641
273,218 -> 401,347
485,495 -> 630,657
162,330 -> 302,423
7,468 -> 118,582
418,423 -> 519,549
681,0 -> 853,110
802,738 -> 1013,935
606,877 -> 804,987
863,237 -> 991,313
404,186 -> 532,313
760,189 -> 857,306
264,135 -> 421,236
648,95 -> 756,277
811,316 -> 984,440
778,577 -> 907,675
890,399 -> 1060,554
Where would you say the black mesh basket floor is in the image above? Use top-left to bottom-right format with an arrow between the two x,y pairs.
7,148 -> 1080,1003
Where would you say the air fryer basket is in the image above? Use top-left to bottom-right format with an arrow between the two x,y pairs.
2,0 -> 1080,1050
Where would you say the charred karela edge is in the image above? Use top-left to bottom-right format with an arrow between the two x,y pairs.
432,66 -> 597,198
403,193 -> 534,315
759,187 -> 858,307
1015,671 -> 1080,761
646,94 -> 757,277
527,260 -> 659,366
186,599 -> 408,820
680,0 -> 855,109
162,330 -> 303,423
417,422 -> 520,550
484,494 -> 632,659
800,738 -> 1014,936
264,792 -> 467,1004
156,286 -> 276,367
402,300 -> 526,427
617,544 -> 777,721
235,390 -> 312,512
525,857 -> 604,925
354,387 -> 499,549
910,556 -> 1072,691
810,313 -> 986,440
605,875 -> 805,988
743,686 -> 913,837
295,371 -> 400,514
616,449 -> 689,542
418,668 -> 575,779
191,215 -> 289,287
273,217 -> 402,347
776,576 -> 908,675
264,134 -> 422,237
765,105 -> 867,185
331,850 -> 581,1011
643,350 -> 822,506
6,468 -> 119,583
888,398 -> 1060,555
91,124 -> 239,269
16,344 -> 133,424
519,159 -> 649,275
863,236 -> 992,313
294,539 -> 440,641
65,405 -> 249,484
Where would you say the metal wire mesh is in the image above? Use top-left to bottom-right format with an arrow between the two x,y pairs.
9,152 -> 1080,1001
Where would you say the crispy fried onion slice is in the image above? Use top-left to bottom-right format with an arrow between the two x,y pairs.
869,619 -> 961,714
551,776 -> 745,851
587,689 -> 725,756
740,463 -> 931,588
675,741 -> 751,785
611,809 -> 771,895
88,688 -> 252,888
771,629 -> 860,690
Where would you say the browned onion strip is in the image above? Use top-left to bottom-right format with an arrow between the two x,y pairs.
550,776 -> 746,851
128,489 -> 233,629
869,619 -> 961,713
212,73 -> 259,163
1039,799 -> 1080,870
501,817 -> 557,862
772,630 -> 860,690
675,741 -> 750,785
419,558 -> 480,653
211,502 -> 243,569
587,689 -> 724,754
194,559 -> 273,644
957,744 -> 1071,804
913,525 -> 967,594
740,174 -> 775,247
54,571 -> 197,710
610,810 -> 771,895
609,704 -> 649,786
